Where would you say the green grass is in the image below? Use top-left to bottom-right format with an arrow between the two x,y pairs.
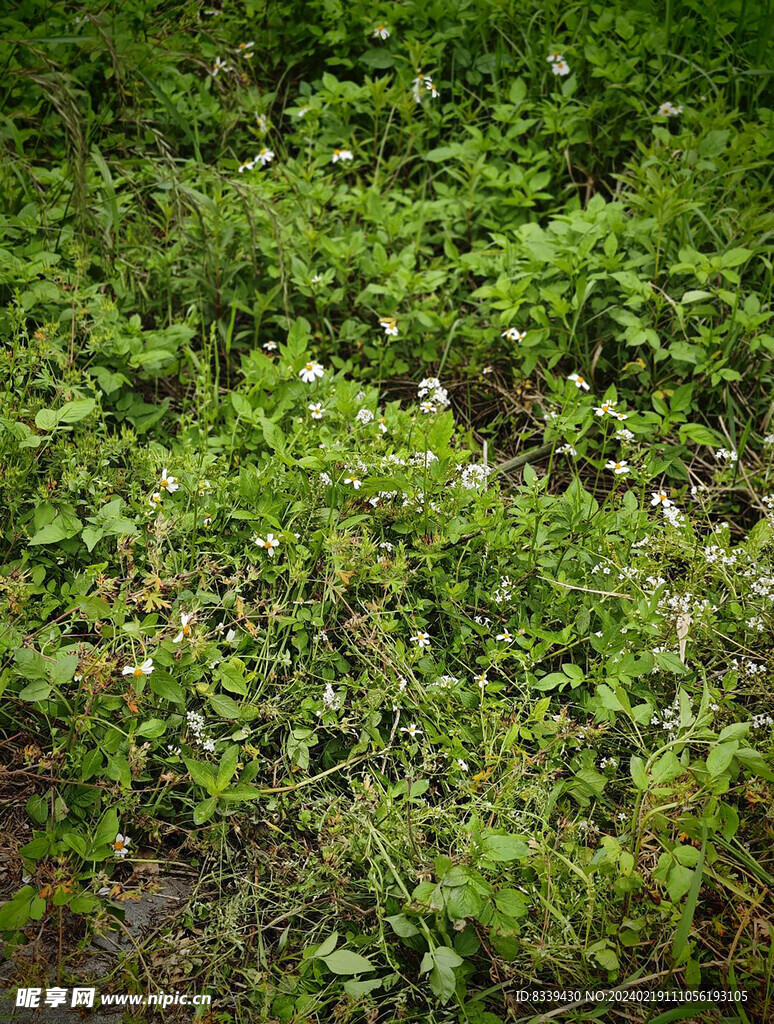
0,1 -> 773,1021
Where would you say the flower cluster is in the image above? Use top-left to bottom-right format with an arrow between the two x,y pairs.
417,377 -> 449,412
412,73 -> 439,102
458,463 -> 490,490
715,447 -> 738,464
187,710 -> 215,753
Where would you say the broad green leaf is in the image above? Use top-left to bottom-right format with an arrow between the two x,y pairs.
216,744 -> 240,790
18,680 -> 52,701
481,834 -> 529,862
321,950 -> 375,975
193,798 -> 217,824
706,741 -> 737,777
630,756 -> 648,790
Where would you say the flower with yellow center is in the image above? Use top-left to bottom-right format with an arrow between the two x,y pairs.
112,833 -> 131,858
651,490 -> 672,507
255,533 -> 280,557
121,658 -> 154,677
173,613 -> 193,644
568,372 -> 590,391
299,361 -> 324,382
400,723 -> 423,739
379,316 -> 398,336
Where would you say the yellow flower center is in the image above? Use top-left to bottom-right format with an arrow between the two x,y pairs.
133,668 -> 143,677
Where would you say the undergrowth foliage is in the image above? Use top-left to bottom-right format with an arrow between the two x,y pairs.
0,1 -> 773,1021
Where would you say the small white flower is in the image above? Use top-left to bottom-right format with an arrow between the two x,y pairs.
658,101 -> 683,116
373,24 -> 390,39
202,513 -> 213,527
417,377 -> 449,409
160,468 -> 179,493
558,443 -> 577,457
255,533 -> 281,556
651,490 -> 672,508
344,475 -> 362,489
211,56 -> 230,77
568,372 -> 590,391
412,72 -> 438,102
299,361 -> 325,383
552,59 -> 570,76
456,758 -> 469,771
255,113 -> 268,132
255,147 -> 274,166
121,658 -> 154,678
715,447 -> 738,464
332,148 -> 353,163
263,340 -> 278,351
502,327 -> 526,342
112,833 -> 131,859
546,50 -> 565,63
149,491 -> 162,509
410,631 -> 431,648
606,459 -> 629,475
616,428 -> 635,442
475,673 -> 488,689
594,400 -> 618,417
297,104 -> 311,118
399,723 -> 423,739
238,158 -> 255,173
236,41 -> 255,54
496,630 -> 514,642
308,402 -> 323,420
225,628 -> 236,644
379,316 -> 399,336
311,273 -> 323,285
173,612 -> 193,644
356,408 -> 374,425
